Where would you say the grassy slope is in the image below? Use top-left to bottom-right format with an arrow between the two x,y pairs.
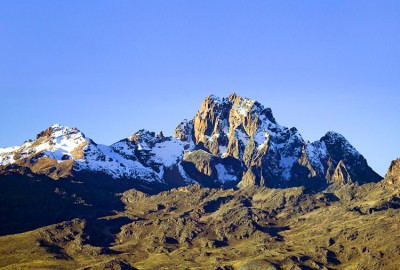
0,181 -> 399,269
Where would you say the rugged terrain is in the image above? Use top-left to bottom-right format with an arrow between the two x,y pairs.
0,94 -> 382,191
0,94 -> 398,269
0,170 -> 399,269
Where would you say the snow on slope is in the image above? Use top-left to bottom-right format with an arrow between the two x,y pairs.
0,94 -> 377,187
0,124 -> 87,166
305,141 -> 328,175
151,139 -> 185,167
215,163 -> 238,183
74,142 -> 159,181
200,95 -> 307,181
0,124 -> 186,182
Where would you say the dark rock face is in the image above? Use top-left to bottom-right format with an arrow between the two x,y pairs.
319,132 -> 381,185
0,94 -> 382,190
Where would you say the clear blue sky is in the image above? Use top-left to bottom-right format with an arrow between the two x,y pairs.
0,1 -> 399,176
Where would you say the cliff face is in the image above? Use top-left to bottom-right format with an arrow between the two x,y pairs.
176,94 -> 382,189
0,94 -> 382,190
178,94 -> 304,187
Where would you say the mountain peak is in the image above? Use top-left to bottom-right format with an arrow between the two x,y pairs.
323,131 -> 346,141
201,94 -> 276,124
227,92 -> 239,101
129,129 -> 163,149
36,124 -> 85,140
320,131 -> 359,158
182,94 -> 381,187
0,94 -> 383,189
204,94 -> 225,105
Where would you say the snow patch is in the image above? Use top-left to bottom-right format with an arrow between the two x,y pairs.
151,139 -> 184,167
253,130 -> 267,146
219,145 -> 227,156
280,155 -> 297,180
235,129 -> 249,147
306,141 -> 328,175
215,164 -> 237,183
236,98 -> 254,116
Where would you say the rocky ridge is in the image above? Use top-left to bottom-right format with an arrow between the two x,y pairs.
176,94 -> 381,189
0,94 -> 399,269
0,94 -> 382,190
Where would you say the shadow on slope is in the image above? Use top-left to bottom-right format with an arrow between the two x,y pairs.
0,172 -> 153,236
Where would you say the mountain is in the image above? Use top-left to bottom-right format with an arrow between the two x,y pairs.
0,94 -> 398,269
0,94 -> 382,190
1,162 -> 399,269
0,124 -> 186,186
176,94 -> 382,189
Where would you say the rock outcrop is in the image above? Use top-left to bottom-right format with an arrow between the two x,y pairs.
385,159 -> 400,184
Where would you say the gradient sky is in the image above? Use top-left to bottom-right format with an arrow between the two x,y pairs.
0,1 -> 399,176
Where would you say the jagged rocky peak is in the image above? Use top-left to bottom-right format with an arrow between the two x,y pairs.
174,94 -> 382,189
188,93 -> 284,158
320,131 -> 359,160
174,119 -> 193,142
227,93 -> 277,124
179,94 -> 306,184
129,129 -> 166,150
385,158 -> 400,184
318,131 -> 381,185
0,94 -> 384,190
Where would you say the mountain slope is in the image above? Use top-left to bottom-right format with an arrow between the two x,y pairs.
0,94 -> 382,190
0,94 -> 397,269
1,175 -> 399,269
0,125 -> 179,185
175,94 -> 382,189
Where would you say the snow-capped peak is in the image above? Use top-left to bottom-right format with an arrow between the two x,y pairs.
36,124 -> 86,141
32,124 -> 87,158
323,131 -> 347,141
320,131 -> 360,158
0,94 -> 382,189
0,124 -> 89,162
